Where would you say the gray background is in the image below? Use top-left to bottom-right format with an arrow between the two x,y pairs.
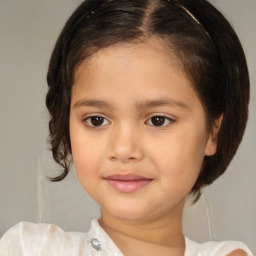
0,0 -> 255,254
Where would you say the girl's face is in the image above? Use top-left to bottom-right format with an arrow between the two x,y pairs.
70,39 -> 217,221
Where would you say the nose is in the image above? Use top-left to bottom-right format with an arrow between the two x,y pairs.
108,124 -> 144,163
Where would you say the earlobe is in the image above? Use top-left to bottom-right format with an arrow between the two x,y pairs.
204,114 -> 223,156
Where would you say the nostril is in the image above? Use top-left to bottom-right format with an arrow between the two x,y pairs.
128,156 -> 137,161
109,155 -> 118,161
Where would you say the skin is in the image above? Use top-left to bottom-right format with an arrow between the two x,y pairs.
69,38 -> 220,256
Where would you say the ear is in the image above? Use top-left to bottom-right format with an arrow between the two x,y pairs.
204,114 -> 223,156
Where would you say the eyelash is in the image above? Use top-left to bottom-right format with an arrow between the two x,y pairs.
82,115 -> 174,128
145,115 -> 174,127
82,115 -> 110,127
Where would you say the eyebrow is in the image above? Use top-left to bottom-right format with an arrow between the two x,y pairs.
136,98 -> 189,110
72,98 -> 189,110
72,99 -> 112,110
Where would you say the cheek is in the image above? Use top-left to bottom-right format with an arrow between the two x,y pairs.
71,141 -> 104,197
70,124 -> 103,181
150,126 -> 207,183
72,139 -> 102,170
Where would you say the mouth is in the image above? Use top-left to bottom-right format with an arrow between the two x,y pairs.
104,174 -> 153,193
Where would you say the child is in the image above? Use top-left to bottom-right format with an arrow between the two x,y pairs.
0,0 -> 253,255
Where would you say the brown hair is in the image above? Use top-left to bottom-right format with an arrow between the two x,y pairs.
46,0 -> 249,201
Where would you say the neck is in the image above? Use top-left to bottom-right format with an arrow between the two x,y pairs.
99,201 -> 185,256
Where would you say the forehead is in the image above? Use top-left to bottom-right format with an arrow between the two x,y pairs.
71,38 -> 204,116
74,37 -> 182,83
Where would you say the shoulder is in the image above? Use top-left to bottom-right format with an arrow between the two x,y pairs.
0,222 -> 90,255
1,221 -> 65,237
185,237 -> 253,256
0,221 -> 76,241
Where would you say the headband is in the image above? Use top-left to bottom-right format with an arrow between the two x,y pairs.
166,0 -> 211,38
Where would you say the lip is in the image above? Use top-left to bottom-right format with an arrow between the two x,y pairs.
104,174 -> 153,193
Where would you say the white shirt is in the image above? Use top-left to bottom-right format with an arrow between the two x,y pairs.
0,219 -> 253,256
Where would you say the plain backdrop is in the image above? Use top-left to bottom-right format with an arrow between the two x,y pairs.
0,0 -> 255,254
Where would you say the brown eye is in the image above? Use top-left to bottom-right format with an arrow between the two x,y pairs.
84,116 -> 109,127
146,116 -> 173,127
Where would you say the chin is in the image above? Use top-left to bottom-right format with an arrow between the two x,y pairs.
105,205 -> 158,222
